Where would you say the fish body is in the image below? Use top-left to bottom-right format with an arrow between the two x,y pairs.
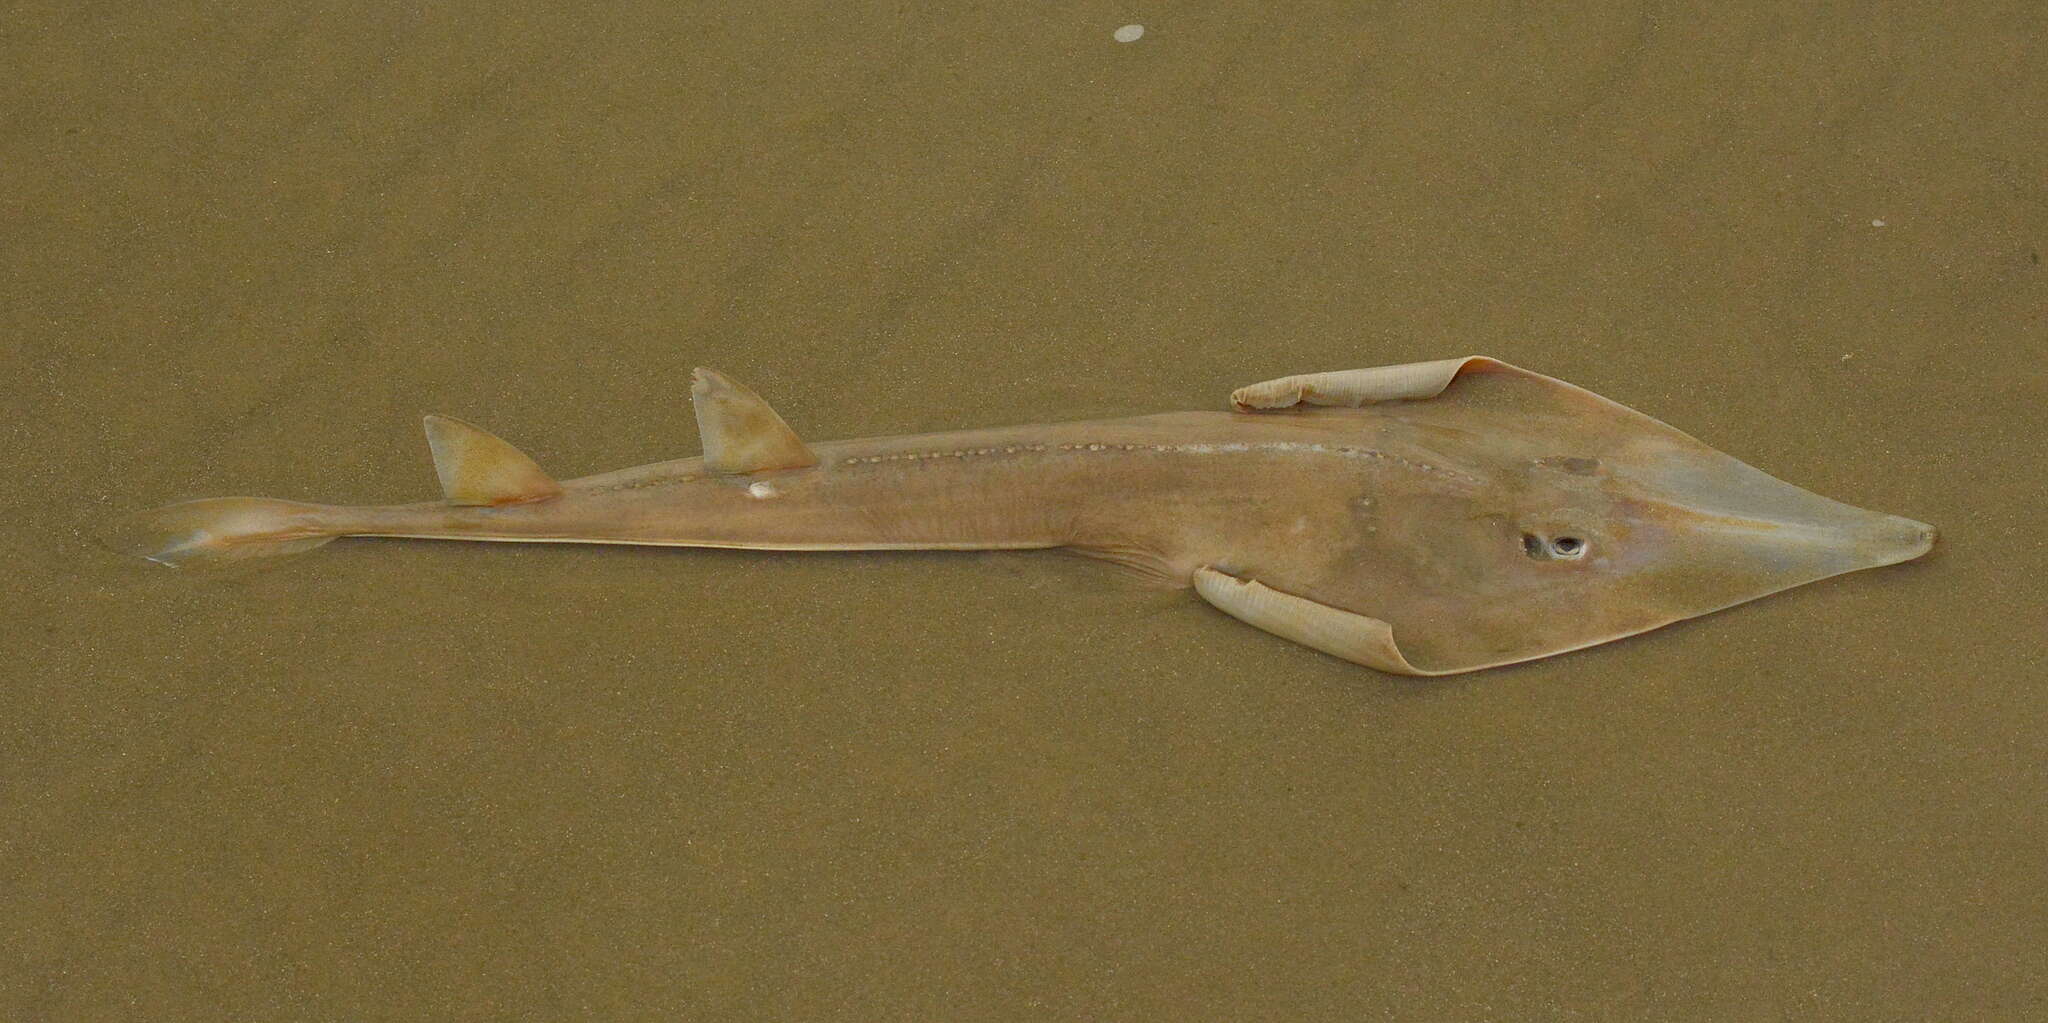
116,359 -> 1934,674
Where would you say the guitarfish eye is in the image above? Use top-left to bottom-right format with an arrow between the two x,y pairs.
1522,533 -> 1589,560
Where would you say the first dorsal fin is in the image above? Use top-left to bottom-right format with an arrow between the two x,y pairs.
690,368 -> 818,475
422,415 -> 564,506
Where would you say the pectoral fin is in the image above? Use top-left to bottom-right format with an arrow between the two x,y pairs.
1193,567 -> 1445,676
1231,356 -> 1506,412
422,415 -> 563,506
691,368 -> 819,475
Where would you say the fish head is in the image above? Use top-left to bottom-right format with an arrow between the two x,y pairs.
1489,438 -> 1934,639
1347,363 -> 1935,672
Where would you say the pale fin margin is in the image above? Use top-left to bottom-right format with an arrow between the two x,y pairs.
1193,567 -> 1449,676
423,415 -> 563,506
1230,355 -> 1510,412
691,368 -> 818,475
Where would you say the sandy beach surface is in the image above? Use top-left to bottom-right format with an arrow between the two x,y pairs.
5,3 -> 2044,1018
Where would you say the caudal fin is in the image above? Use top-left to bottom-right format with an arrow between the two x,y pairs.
105,497 -> 336,569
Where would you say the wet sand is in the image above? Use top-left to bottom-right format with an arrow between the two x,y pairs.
5,2 -> 2044,1018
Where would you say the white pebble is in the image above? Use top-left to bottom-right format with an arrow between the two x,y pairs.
1871,219 -> 1886,227
1114,24 -> 1144,43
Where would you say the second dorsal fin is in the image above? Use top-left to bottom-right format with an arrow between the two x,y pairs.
690,368 -> 818,475
422,415 -> 564,506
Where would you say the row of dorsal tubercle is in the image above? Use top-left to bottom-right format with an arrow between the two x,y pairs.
421,367 -> 817,506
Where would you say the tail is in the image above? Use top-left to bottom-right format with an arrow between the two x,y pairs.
105,497 -> 338,569
111,369 -> 801,568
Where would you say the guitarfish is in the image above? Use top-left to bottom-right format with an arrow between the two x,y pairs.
114,358 -> 1935,674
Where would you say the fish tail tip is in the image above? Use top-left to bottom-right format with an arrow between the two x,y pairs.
102,497 -> 334,569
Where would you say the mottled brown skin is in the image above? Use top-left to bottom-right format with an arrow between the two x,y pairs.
121,361 -> 1934,673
